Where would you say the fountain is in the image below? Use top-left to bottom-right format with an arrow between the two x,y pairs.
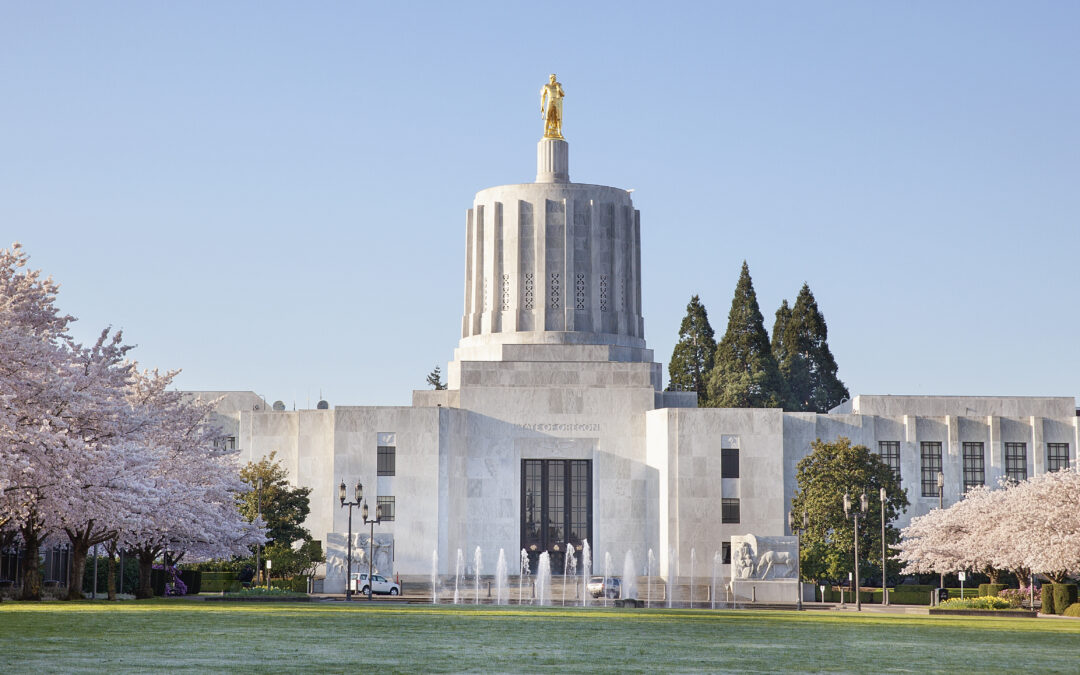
603,551 -> 612,607
666,547 -> 677,608
622,550 -> 637,601
646,548 -> 654,608
495,548 -> 509,605
689,548 -> 696,608
581,539 -> 591,607
519,548 -> 530,605
563,543 -> 577,606
536,552 -> 551,606
474,546 -> 483,605
711,549 -> 722,609
431,549 -> 439,604
454,548 -> 464,604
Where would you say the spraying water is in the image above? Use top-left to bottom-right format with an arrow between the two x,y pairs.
520,549 -> 530,605
646,548 -> 654,608
495,548 -> 509,605
689,548 -> 696,608
454,548 -> 464,605
474,546 -> 483,605
581,539 -> 591,607
711,550 -> 723,610
603,551 -> 612,607
667,547 -> 678,608
537,552 -> 551,606
563,543 -> 577,606
622,550 -> 637,600
431,549 -> 439,604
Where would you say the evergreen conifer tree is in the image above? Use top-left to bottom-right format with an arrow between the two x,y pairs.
707,262 -> 785,408
666,294 -> 716,401
771,299 -> 792,371
779,283 -> 849,412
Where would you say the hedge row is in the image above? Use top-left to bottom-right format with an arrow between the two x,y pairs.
978,583 -> 1008,597
269,577 -> 309,593
1041,583 -> 1078,615
202,571 -> 243,593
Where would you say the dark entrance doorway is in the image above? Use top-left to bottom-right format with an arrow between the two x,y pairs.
521,459 -> 592,574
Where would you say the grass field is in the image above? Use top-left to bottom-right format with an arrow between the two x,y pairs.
3,600 -> 1079,673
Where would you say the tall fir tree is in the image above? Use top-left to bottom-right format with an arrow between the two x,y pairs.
771,299 -> 792,364
666,294 -> 716,401
707,262 -> 785,408
779,283 -> 849,412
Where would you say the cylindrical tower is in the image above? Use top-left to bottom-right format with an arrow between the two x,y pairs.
457,136 -> 646,362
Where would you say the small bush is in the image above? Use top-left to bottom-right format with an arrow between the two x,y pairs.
1062,602 -> 1080,618
997,587 -> 1030,608
938,596 -> 1012,610
1052,584 -> 1077,616
202,572 -> 242,593
1041,585 -> 1055,614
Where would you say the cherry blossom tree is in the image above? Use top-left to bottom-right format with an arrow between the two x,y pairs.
899,470 -> 1080,584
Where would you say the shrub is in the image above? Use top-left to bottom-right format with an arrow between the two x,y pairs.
997,587 -> 1030,608
983,583 -> 1007,597
1062,602 -> 1080,618
1052,584 -> 1077,616
269,576 -> 309,593
202,572 -> 242,593
179,570 -> 202,595
938,596 -> 1012,610
977,583 -> 989,597
1041,585 -> 1055,614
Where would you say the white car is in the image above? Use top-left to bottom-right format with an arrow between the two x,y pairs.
352,572 -> 401,596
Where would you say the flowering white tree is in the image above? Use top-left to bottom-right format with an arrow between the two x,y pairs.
0,243 -> 263,599
899,470 -> 1080,584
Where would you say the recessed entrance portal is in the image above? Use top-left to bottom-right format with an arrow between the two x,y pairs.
521,459 -> 592,574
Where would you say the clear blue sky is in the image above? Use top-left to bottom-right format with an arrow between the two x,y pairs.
3,2 -> 1078,407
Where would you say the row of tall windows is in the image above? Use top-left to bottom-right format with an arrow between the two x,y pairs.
879,440 -> 1071,496
376,434 -> 396,520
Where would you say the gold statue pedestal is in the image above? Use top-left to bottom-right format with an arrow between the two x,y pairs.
536,137 -> 569,184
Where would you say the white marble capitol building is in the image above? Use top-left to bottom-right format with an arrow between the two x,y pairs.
209,83 -> 1079,594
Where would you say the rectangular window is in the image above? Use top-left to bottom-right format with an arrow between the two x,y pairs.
721,448 -> 739,479
878,441 -> 901,480
721,498 -> 740,524
721,542 -> 731,565
376,496 -> 395,521
920,442 -> 943,497
962,442 -> 985,491
1005,442 -> 1027,482
1047,443 -> 1070,472
377,446 -> 396,476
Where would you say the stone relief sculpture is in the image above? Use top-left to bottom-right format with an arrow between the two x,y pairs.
730,534 -> 797,580
540,74 -> 565,139
325,532 -> 395,577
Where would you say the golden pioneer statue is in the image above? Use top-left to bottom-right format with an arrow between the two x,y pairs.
540,74 -> 565,139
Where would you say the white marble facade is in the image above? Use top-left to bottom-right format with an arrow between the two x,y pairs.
212,128 -> 1078,594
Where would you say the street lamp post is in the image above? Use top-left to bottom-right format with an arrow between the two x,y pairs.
788,510 -> 808,610
844,492 -> 869,611
339,479 -> 363,600
362,501 -> 383,600
937,471 -> 945,598
255,476 -> 262,587
880,487 -> 888,606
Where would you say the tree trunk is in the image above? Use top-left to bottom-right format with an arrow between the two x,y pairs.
19,520 -> 42,601
67,539 -> 90,600
987,568 -> 1000,585
106,550 -> 117,601
136,548 -> 156,598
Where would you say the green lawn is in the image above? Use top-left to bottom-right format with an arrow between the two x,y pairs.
3,600 -> 1079,673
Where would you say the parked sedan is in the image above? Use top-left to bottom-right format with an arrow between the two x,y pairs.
352,572 -> 401,596
586,576 -> 621,598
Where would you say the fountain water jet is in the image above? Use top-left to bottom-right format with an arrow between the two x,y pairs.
689,548 -> 696,608
519,549 -> 530,605
622,550 -> 637,601
537,552 -> 551,606
711,550 -> 723,609
666,547 -> 678,608
603,551 -> 612,607
474,546 -> 483,605
454,548 -> 464,605
646,548 -> 654,608
581,539 -> 591,607
431,549 -> 439,604
495,548 -> 509,605
563,543 -> 577,606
